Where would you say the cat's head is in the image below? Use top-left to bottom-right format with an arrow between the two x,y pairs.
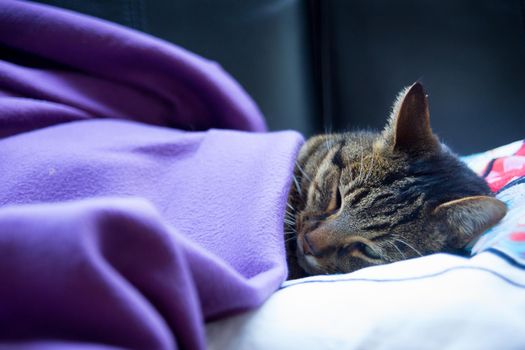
288,82 -> 506,276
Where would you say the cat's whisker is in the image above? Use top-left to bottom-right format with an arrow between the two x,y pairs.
284,236 -> 297,244
292,175 -> 302,194
392,237 -> 423,257
284,215 -> 295,223
295,162 -> 312,183
377,247 -> 388,261
385,240 -> 407,260
368,244 -> 388,262
283,218 -> 296,226
284,214 -> 296,224
286,202 -> 295,211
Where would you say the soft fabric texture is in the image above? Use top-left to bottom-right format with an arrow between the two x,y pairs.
207,252 -> 525,350
0,1 -> 303,349
206,139 -> 525,350
465,140 -> 525,263
0,0 -> 265,135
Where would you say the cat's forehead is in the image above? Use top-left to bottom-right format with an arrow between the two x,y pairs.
303,133 -> 457,189
337,142 -> 405,176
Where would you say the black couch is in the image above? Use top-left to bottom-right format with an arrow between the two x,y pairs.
29,0 -> 525,154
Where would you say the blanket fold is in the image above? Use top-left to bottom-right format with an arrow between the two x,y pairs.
0,1 -> 303,349
0,0 -> 266,137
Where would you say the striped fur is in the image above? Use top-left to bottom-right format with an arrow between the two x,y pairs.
285,83 -> 506,280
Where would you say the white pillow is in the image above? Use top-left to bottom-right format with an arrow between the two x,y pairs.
206,252 -> 525,350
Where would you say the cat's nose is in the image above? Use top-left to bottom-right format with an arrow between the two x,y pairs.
303,233 -> 315,255
303,228 -> 333,257
303,231 -> 328,256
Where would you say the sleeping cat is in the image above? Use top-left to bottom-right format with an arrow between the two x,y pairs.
285,82 -> 506,280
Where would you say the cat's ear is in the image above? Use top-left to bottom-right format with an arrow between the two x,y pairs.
433,196 -> 507,248
383,82 -> 440,154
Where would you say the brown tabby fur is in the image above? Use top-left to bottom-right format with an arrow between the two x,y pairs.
285,83 -> 506,280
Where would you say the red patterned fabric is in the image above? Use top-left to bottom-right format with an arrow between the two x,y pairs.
466,140 -> 525,263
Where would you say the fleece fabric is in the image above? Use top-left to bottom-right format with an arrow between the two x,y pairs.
0,1 -> 303,349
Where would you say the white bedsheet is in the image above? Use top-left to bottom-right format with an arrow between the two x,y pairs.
206,252 -> 525,349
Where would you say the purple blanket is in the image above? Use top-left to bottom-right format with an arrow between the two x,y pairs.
0,1 -> 303,349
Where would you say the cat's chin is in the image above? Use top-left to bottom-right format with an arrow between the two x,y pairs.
302,255 -> 322,273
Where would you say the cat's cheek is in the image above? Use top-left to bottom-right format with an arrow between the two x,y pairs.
299,260 -> 324,275
338,256 -> 373,274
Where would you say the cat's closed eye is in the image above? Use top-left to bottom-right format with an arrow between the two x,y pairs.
342,241 -> 382,261
326,185 -> 342,216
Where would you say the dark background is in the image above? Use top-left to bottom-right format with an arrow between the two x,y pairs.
31,0 -> 525,154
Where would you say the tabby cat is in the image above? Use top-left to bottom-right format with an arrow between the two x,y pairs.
285,82 -> 506,280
